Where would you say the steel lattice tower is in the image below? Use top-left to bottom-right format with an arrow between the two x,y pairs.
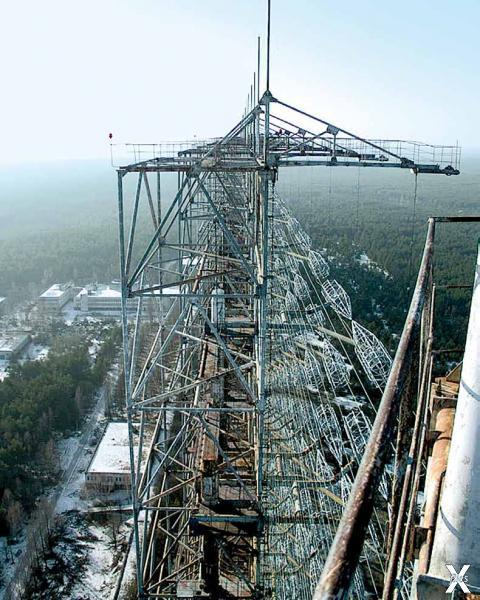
115,12 -> 459,597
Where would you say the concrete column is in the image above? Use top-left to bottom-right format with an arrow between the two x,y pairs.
428,243 -> 480,588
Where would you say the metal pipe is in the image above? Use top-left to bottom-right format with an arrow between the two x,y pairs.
428,242 -> 480,587
384,283 -> 435,599
257,36 -> 261,101
117,170 -> 144,596
266,0 -> 271,93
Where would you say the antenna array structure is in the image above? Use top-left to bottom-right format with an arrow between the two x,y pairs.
115,28 -> 459,599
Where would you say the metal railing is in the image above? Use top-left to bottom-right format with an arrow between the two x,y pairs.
314,215 -> 480,600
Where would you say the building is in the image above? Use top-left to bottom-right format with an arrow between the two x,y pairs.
38,284 -> 74,313
0,297 -> 6,316
86,422 -> 139,494
0,332 -> 31,364
74,283 -> 179,314
74,284 -> 127,313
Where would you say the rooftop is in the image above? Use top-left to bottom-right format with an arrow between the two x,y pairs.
78,284 -> 121,298
78,284 -> 180,298
88,422 -> 136,474
0,332 -> 30,353
40,283 -> 72,298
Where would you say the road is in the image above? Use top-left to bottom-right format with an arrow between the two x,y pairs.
58,385 -> 107,498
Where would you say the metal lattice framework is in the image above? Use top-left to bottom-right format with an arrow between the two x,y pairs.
262,193 -> 393,599
115,34 -> 459,598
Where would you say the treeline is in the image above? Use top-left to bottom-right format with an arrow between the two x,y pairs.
0,223 -> 177,306
0,326 -> 121,535
279,165 -> 480,364
0,161 -> 179,306
0,227 -> 119,304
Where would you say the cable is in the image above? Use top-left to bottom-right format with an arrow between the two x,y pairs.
407,173 -> 418,286
355,166 -> 361,243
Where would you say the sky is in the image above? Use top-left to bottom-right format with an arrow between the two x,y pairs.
1,0 -> 479,164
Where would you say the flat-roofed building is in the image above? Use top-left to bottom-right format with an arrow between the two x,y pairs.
0,332 -> 31,364
74,284 -> 127,313
74,283 -> 179,315
86,422 -> 141,494
38,284 -> 74,313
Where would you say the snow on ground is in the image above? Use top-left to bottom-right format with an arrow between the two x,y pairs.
0,349 -> 131,598
50,375 -> 134,598
22,510 -> 132,600
118,514 -> 146,598
0,532 -> 29,598
27,343 -> 49,361
358,252 -> 373,267
44,427 -> 134,597
57,449 -> 93,515
67,515 -> 131,600
88,338 -> 101,359
84,315 -> 104,324
57,434 -> 83,472
55,393 -> 108,515
356,251 -> 390,278
61,301 -> 78,325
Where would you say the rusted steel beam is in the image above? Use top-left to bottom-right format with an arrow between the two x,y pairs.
386,285 -> 435,600
314,218 -> 436,600
390,286 -> 436,600
433,215 -> 480,223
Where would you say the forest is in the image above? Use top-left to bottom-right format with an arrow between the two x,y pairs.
0,326 -> 121,536
0,153 -> 477,554
2,157 -> 478,353
277,157 -> 480,359
1,158 -> 479,353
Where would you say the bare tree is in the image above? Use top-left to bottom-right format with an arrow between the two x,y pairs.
42,437 -> 59,474
6,500 -> 22,538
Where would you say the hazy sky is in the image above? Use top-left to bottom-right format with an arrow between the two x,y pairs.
1,0 -> 478,164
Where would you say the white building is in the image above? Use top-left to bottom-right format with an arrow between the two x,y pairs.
38,284 -> 74,313
0,332 -> 31,364
74,284 -> 124,313
86,422 -> 139,494
74,283 -> 180,315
